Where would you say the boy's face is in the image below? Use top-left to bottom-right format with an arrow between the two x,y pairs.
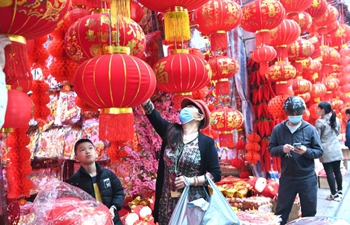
347,113 -> 350,121
75,142 -> 97,165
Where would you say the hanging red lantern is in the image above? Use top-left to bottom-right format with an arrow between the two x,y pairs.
247,133 -> 261,143
251,45 -> 277,75
266,61 -> 297,82
153,51 -> 211,109
208,56 -> 239,96
305,0 -> 328,19
130,1 -> 144,23
240,0 -> 286,46
287,11 -> 313,34
0,0 -> 71,40
68,7 -> 90,24
280,0 -> 313,16
303,108 -> 311,121
269,19 -> 301,59
288,39 -> 315,74
211,107 -> 244,149
330,24 -> 348,49
299,92 -> 311,103
311,83 -> 327,102
65,13 -> 146,64
195,0 -> 242,51
2,89 -> 32,129
236,139 -> 246,150
313,5 -> 339,28
245,142 -> 261,152
74,48 -> 157,161
292,77 -> 312,95
268,95 -> 289,120
11,73 -> 33,94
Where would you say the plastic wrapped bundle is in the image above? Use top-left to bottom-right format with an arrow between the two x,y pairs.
19,178 -> 113,225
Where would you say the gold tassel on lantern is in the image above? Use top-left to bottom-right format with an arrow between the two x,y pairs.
110,0 -> 131,19
164,6 -> 190,44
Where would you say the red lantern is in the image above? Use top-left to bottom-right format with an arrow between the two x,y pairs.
305,0 -> 328,19
311,83 -> 327,102
321,46 -> 340,66
195,0 -> 242,34
137,0 -> 209,12
292,77 -> 312,95
211,107 -> 244,149
208,56 -> 239,96
3,89 -> 32,129
269,19 -> 301,59
313,5 -> 339,28
130,1 -> 144,23
288,39 -> 315,61
280,0 -> 313,16
68,7 -> 90,24
287,11 -> 313,34
0,0 -> 71,40
266,61 -> 297,82
268,95 -> 289,120
330,24 -> 348,49
251,45 -> 277,74
245,151 -> 260,165
195,0 -> 242,50
153,52 -> 211,109
11,73 -> 33,94
303,108 -> 311,121
65,13 -> 146,63
74,51 -> 156,161
299,92 -> 311,103
240,0 -> 286,46
236,139 -> 246,150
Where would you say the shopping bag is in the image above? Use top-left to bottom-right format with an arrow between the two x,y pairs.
202,175 -> 240,225
169,186 -> 207,225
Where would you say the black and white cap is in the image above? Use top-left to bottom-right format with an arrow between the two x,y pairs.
283,96 -> 306,115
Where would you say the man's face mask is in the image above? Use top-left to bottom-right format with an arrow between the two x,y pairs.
288,115 -> 303,124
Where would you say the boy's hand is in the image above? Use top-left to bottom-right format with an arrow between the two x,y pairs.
109,206 -> 115,219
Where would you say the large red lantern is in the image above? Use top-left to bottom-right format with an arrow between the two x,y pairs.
153,52 -> 212,109
208,56 -> 239,96
195,0 -> 242,51
280,0 -> 313,16
266,61 -> 297,83
292,77 -> 312,95
269,19 -> 301,59
65,13 -> 146,64
268,95 -> 289,120
0,0 -> 71,40
211,107 -> 244,149
311,83 -> 327,102
288,39 -> 315,74
2,89 -> 32,129
251,45 -> 277,74
240,0 -> 285,46
313,5 -> 339,28
130,1 -> 144,23
305,0 -> 328,19
74,49 -> 156,161
287,11 -> 313,34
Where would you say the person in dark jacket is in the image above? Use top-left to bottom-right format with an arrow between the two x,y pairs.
67,139 -> 125,225
345,108 -> 350,150
269,96 -> 323,225
142,97 -> 221,225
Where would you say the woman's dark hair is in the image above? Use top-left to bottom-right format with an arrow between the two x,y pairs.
318,101 -> 337,129
166,105 -> 204,150
346,108 -> 350,115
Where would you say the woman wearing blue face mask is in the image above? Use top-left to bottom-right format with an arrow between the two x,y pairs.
315,101 -> 343,201
269,96 -> 323,225
141,97 -> 221,225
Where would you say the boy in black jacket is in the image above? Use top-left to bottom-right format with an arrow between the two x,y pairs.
67,139 -> 125,225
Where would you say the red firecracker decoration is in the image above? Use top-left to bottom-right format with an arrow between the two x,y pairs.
5,125 -> 33,199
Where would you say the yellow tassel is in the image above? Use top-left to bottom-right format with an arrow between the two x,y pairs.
164,7 -> 190,43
